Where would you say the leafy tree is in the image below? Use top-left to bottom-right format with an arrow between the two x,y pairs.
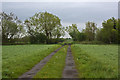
66,24 -> 79,41
118,19 -> 120,44
52,26 -> 65,39
0,24 -> 2,44
96,17 -> 118,44
25,11 -> 64,44
83,21 -> 97,41
77,32 -> 86,41
0,12 -> 23,43
30,32 -> 47,44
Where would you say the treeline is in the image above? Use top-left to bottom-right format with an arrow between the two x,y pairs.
0,12 -> 65,45
66,17 -> 120,44
0,12 -> 119,45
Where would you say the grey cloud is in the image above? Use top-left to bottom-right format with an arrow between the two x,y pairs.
2,2 -> 118,37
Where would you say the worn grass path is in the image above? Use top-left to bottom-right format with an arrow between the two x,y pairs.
18,45 -> 64,80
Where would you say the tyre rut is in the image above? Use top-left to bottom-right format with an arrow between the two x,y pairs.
62,44 -> 78,78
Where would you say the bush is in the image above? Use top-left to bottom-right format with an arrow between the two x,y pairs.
30,33 -> 47,44
77,32 -> 86,41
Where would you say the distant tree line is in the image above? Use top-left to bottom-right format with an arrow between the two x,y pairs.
0,12 -> 119,45
66,17 -> 120,44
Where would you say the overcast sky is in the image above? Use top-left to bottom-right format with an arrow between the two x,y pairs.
1,2 -> 118,38
1,0 -> 119,2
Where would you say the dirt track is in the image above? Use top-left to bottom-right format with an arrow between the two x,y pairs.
62,45 -> 78,78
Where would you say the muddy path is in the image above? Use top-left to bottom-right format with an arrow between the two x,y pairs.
18,45 -> 64,80
62,44 -> 78,78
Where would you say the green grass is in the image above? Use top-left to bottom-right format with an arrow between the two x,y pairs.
0,45 -> 1,79
34,45 -> 68,78
71,44 -> 118,78
58,39 -> 73,45
2,44 -> 60,78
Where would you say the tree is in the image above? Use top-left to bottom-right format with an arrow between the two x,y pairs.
77,32 -> 86,41
0,12 -> 23,44
66,24 -> 79,41
24,11 -> 64,43
29,32 -> 47,44
118,19 -> 120,44
83,21 -> 97,41
0,24 -> 2,44
96,17 -> 118,44
52,26 -> 65,39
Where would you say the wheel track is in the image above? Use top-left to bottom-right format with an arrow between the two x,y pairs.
62,44 -> 78,78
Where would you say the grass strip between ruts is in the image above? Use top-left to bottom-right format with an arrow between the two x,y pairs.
34,45 -> 68,78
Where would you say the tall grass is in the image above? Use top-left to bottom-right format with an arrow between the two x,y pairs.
2,44 -> 60,78
71,44 -> 118,78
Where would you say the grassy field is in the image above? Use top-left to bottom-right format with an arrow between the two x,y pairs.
71,44 -> 118,78
0,45 -> 1,79
2,44 -> 118,78
2,44 -> 60,78
34,45 -> 68,78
